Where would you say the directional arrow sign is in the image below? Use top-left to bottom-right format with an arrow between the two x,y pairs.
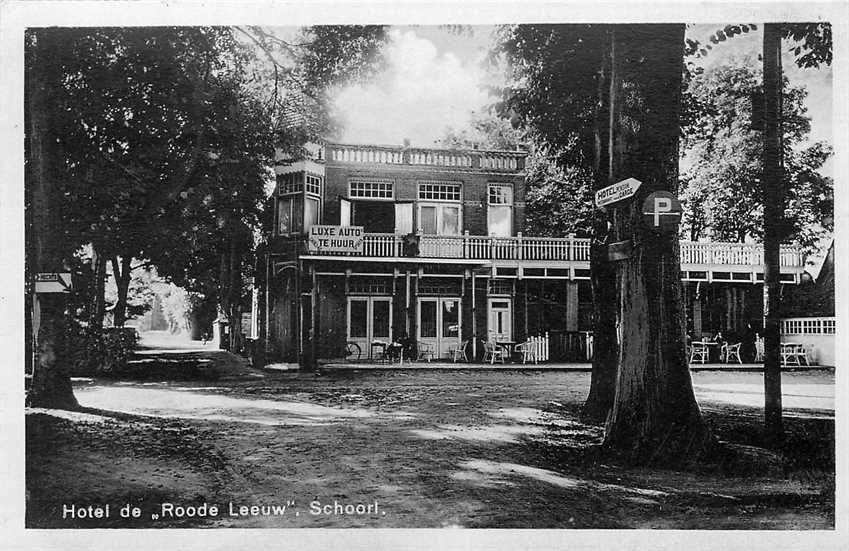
34,272 -> 73,293
595,177 -> 642,208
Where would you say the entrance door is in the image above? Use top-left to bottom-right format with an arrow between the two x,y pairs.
417,297 -> 461,359
347,297 -> 393,359
487,298 -> 513,342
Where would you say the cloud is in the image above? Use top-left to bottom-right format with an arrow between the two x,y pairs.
332,29 -> 491,146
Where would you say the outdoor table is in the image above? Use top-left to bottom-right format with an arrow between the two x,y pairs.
496,341 -> 517,362
781,342 -> 807,366
387,342 -> 404,364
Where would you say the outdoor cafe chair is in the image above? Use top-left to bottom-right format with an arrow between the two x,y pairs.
482,340 -> 507,364
689,342 -> 709,364
345,341 -> 361,361
724,342 -> 742,364
803,343 -> 816,365
514,340 -> 538,364
450,340 -> 469,363
416,341 -> 435,362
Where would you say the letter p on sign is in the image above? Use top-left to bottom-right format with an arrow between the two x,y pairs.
641,191 -> 682,234
653,197 -> 672,226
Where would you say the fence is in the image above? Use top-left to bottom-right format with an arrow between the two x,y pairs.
780,317 -> 835,367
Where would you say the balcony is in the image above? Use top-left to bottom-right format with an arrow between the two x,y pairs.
295,233 -> 806,281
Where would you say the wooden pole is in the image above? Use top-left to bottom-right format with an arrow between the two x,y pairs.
762,23 -> 784,444
471,270 -> 477,359
310,264 -> 318,371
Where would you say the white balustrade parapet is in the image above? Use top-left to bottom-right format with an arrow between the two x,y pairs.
324,143 -> 526,172
305,234 -> 805,270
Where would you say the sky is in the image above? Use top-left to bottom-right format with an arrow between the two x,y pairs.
330,25 -> 833,153
332,26 -> 496,147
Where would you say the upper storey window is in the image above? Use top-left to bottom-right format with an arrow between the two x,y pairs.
350,179 -> 394,200
418,181 -> 462,235
418,182 -> 461,202
278,172 -> 303,195
488,184 -> 513,237
305,173 -> 322,195
276,171 -> 322,236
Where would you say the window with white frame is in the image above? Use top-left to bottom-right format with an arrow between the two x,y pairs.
350,179 -> 394,200
418,181 -> 461,202
305,173 -> 322,195
277,171 -> 322,235
417,182 -> 462,235
277,172 -> 303,195
823,318 -> 836,334
277,195 -> 303,235
488,183 -> 513,237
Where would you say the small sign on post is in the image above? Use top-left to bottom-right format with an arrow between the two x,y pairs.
595,177 -> 642,209
606,239 -> 634,261
642,191 -> 682,233
34,273 -> 73,293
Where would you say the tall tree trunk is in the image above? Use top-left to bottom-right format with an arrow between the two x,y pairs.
26,31 -> 78,409
218,245 -> 230,349
90,242 -> 107,330
762,23 -> 784,445
583,26 -> 618,423
111,255 -> 133,327
227,229 -> 242,352
601,24 -> 713,465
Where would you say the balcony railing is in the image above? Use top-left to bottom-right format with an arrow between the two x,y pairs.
306,232 -> 805,270
324,143 -> 526,172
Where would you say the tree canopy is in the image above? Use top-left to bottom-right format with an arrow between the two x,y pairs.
680,58 -> 833,250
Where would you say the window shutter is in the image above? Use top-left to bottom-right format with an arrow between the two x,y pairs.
340,197 -> 351,226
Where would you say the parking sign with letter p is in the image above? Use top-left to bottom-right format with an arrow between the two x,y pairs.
641,191 -> 681,233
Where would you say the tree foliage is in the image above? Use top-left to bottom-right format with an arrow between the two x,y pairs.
680,59 -> 833,250
492,24 -> 607,168
523,153 -> 594,237
436,108 -> 524,151
26,25 -> 389,403
436,106 -> 595,238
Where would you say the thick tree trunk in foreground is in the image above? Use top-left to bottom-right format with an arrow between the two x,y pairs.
583,27 -> 618,423
26,32 -> 78,409
601,25 -> 713,464
30,296 -> 78,409
762,24 -> 784,445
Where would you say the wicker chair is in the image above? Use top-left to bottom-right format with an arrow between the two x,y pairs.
449,340 -> 469,363
482,340 -> 507,364
416,341 -> 435,362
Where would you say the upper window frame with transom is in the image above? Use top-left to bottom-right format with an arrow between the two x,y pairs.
276,171 -> 323,236
349,179 -> 395,200
487,183 -> 513,237
417,181 -> 462,235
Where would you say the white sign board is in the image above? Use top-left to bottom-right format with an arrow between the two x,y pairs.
35,272 -> 73,293
595,177 -> 642,208
307,225 -> 364,254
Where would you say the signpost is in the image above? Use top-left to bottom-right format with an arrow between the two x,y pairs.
34,272 -> 73,293
595,177 -> 642,209
641,191 -> 682,233
307,225 -> 364,254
